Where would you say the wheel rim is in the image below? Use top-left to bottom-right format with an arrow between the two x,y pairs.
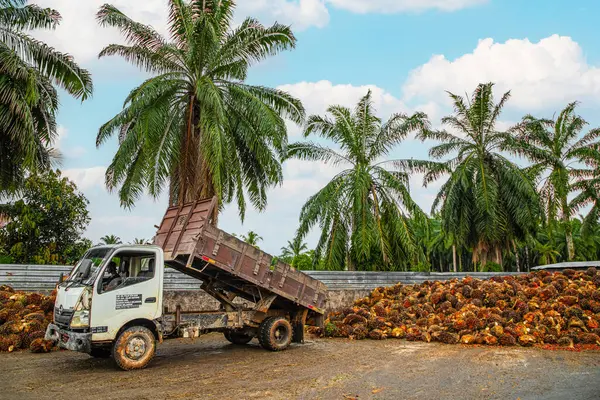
273,325 -> 289,345
124,336 -> 147,360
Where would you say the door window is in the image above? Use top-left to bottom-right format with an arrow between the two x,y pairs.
99,251 -> 156,293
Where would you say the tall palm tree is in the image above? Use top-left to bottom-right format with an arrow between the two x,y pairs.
131,238 -> 149,245
95,1 -> 305,219
0,0 -> 93,193
416,83 -> 540,269
288,90 -> 430,271
571,174 -> 600,237
100,234 -> 122,245
280,237 -> 308,267
241,231 -> 262,247
507,102 -> 600,260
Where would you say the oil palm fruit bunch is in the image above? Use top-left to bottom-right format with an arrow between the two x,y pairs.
324,268 -> 600,348
0,286 -> 56,352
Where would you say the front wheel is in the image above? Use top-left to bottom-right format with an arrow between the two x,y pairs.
113,326 -> 156,371
258,317 -> 293,351
224,331 -> 254,345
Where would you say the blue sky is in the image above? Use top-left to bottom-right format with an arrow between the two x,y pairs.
33,0 -> 600,254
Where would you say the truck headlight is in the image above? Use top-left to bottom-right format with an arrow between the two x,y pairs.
70,310 -> 89,328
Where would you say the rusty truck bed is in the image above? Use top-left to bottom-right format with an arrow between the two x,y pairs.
154,198 -> 327,315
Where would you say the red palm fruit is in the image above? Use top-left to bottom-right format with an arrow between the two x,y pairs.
30,338 -> 54,353
460,334 -> 477,344
499,333 -> 516,346
483,335 -> 498,345
518,335 -> 536,346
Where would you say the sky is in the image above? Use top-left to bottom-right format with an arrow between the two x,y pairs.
32,0 -> 600,255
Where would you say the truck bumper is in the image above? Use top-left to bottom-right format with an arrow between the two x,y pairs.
45,324 -> 92,354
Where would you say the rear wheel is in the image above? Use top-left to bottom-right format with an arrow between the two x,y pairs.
258,317 -> 293,351
223,331 -> 254,345
112,326 -> 156,371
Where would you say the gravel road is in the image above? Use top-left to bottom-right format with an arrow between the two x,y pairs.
0,334 -> 599,400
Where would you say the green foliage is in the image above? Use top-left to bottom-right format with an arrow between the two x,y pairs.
506,102 -> 600,260
100,234 -> 122,245
411,262 -> 431,272
280,237 -> 310,268
0,0 -> 93,193
324,322 -> 338,337
415,83 -> 540,267
95,1 -> 305,219
0,170 -> 91,264
481,262 -> 502,272
288,90 -> 430,271
241,231 -> 262,248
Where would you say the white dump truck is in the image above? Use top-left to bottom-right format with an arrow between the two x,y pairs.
45,198 -> 327,370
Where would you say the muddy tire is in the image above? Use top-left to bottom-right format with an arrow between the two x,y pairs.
112,326 -> 156,371
90,346 -> 111,358
258,317 -> 293,351
224,331 -> 254,345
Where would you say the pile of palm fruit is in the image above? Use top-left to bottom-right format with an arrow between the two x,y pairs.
324,268 -> 600,348
0,285 -> 56,353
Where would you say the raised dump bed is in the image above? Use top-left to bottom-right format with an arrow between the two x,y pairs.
154,197 -> 328,341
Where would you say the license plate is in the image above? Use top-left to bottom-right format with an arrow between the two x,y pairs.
61,332 -> 70,343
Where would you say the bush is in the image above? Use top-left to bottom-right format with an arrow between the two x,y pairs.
482,262 -> 503,272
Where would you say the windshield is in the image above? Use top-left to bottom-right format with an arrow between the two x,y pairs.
65,247 -> 112,286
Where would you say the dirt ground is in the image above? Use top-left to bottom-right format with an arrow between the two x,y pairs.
0,334 -> 599,400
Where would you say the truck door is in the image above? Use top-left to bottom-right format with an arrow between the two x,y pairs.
91,247 -> 162,342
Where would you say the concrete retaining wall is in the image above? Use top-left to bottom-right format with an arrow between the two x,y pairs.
162,289 -> 371,313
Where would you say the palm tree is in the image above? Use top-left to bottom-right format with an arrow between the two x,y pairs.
288,90 -> 430,271
416,83 -> 540,269
241,231 -> 262,248
507,102 -> 600,260
0,0 -> 93,193
95,1 -> 305,219
570,149 -> 600,243
131,238 -> 149,245
100,234 -> 122,245
280,237 -> 308,267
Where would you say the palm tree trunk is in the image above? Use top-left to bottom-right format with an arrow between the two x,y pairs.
564,221 -> 575,261
495,247 -> 503,270
458,251 -> 462,272
525,246 -> 530,271
562,198 -> 575,260
452,244 -> 457,273
179,97 -> 196,204
512,240 -> 520,272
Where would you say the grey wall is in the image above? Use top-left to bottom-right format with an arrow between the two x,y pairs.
0,264 -> 522,312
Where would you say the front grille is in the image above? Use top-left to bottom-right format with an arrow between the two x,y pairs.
54,307 -> 74,328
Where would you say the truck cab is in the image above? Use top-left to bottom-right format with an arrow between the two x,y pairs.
46,244 -> 165,369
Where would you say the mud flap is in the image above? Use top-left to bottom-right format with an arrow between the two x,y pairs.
292,322 -> 304,343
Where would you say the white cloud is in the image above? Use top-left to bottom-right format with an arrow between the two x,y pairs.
278,80 -> 407,137
279,80 -> 408,116
278,80 -> 440,137
238,0 -> 329,30
32,0 -> 328,64
402,35 -> 600,110
326,0 -> 487,13
62,166 -> 107,190
33,0 -> 168,63
32,0 -> 486,64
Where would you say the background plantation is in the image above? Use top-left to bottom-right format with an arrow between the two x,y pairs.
1,0 -> 600,272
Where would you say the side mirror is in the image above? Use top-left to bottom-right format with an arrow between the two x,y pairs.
79,259 -> 93,279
